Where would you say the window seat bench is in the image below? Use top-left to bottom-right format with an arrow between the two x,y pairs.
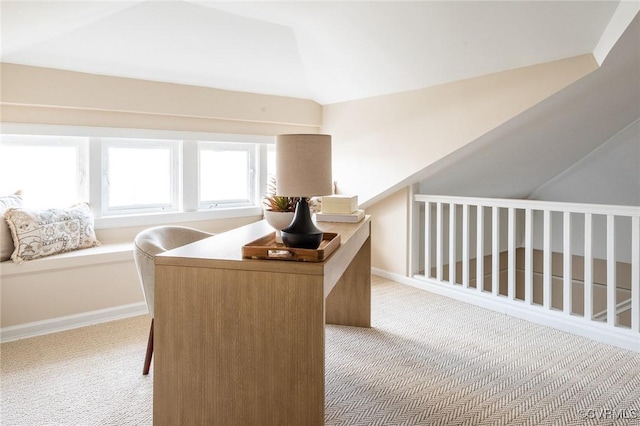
0,243 -> 134,277
1,242 -> 145,343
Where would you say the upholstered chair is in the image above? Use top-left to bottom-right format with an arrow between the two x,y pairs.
133,226 -> 213,375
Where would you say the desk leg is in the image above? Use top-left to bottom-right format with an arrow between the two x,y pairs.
325,236 -> 371,327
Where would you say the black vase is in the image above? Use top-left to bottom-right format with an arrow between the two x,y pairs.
281,198 -> 323,249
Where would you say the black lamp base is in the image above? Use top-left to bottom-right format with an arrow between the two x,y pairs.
281,198 -> 323,249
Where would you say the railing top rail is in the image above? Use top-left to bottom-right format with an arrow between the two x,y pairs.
414,194 -> 640,217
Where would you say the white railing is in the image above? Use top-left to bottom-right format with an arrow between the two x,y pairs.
412,194 -> 640,352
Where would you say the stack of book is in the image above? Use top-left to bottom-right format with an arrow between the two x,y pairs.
316,195 -> 365,223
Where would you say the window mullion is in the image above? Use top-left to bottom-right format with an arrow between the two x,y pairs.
89,138 -> 103,217
183,141 -> 199,212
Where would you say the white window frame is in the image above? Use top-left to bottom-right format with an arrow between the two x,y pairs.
101,138 -> 181,216
0,134 -> 89,207
1,124 -> 270,229
197,141 -> 258,210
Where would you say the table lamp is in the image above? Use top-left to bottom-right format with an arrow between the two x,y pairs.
276,134 -> 332,249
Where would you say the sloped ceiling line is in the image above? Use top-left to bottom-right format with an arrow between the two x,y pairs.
0,1 -> 622,105
417,13 -> 639,206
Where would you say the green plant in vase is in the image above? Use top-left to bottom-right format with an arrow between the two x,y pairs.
263,194 -> 297,212
263,177 -> 297,242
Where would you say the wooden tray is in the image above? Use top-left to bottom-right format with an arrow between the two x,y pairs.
242,232 -> 340,262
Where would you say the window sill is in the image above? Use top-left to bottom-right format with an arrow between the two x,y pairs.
94,206 -> 263,229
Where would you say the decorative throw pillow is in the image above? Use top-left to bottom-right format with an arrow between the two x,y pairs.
1,191 -> 24,262
5,203 -> 101,263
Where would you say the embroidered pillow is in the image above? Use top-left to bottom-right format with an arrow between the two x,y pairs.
1,191 -> 24,262
5,203 -> 100,263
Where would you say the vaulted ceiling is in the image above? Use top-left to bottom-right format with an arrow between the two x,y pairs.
418,12 -> 640,205
0,1 -> 620,105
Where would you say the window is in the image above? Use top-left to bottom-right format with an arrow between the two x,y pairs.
102,139 -> 180,215
198,142 -> 256,209
0,135 -> 88,209
0,127 -> 269,227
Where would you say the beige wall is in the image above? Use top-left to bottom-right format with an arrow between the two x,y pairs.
323,54 -> 598,208
1,63 -> 322,135
367,188 -> 409,276
1,259 -> 141,328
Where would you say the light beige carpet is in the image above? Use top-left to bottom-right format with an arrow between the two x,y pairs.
2,277 -> 639,425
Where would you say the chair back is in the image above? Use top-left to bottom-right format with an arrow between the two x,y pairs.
133,226 -> 212,317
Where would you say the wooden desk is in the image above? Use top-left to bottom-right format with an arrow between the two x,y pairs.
153,217 -> 371,425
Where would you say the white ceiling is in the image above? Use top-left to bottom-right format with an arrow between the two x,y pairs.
0,1 -> 620,105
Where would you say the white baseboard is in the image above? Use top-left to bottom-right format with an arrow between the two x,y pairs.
371,268 -> 640,353
6,268 -> 637,352
0,302 -> 148,343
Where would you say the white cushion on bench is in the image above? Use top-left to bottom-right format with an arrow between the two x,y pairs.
0,243 -> 132,277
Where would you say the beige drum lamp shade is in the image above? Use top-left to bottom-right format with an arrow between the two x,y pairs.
275,134 -> 332,198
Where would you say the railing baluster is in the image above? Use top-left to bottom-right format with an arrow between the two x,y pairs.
449,204 -> 456,285
632,216 -> 639,332
584,213 -> 593,321
492,206 -> 500,296
508,207 -> 516,300
525,209 -> 533,305
543,210 -> 552,309
563,212 -> 572,315
462,204 -> 470,288
424,202 -> 431,279
412,195 -> 640,350
607,214 -> 616,326
436,202 -> 443,282
476,205 -> 484,292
